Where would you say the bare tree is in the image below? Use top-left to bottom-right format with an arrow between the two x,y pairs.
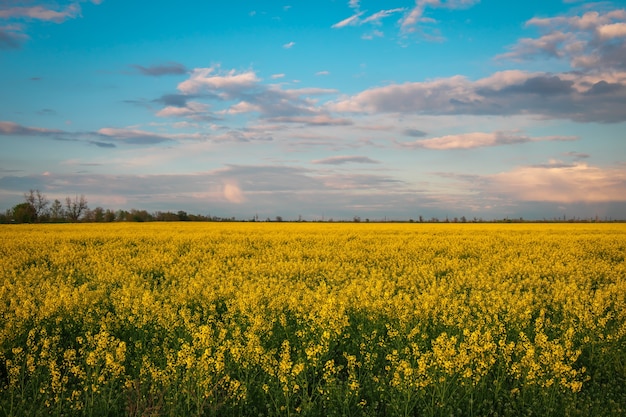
24,189 -> 49,221
65,195 -> 89,222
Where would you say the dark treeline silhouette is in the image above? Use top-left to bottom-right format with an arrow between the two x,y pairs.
0,189 -> 622,224
1,190 -> 232,224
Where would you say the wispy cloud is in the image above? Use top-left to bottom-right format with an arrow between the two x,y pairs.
89,140 -> 116,148
399,131 -> 577,150
312,155 -> 379,165
399,0 -> 480,36
0,121 -> 63,136
96,128 -> 177,145
332,11 -> 364,29
564,151 -> 590,160
156,101 -> 215,121
283,41 -> 295,49
0,25 -> 28,49
132,62 -> 187,76
332,7 -> 404,31
0,4 -> 81,23
403,128 -> 427,137
267,115 -> 353,126
362,8 -> 406,25
0,2 -> 101,48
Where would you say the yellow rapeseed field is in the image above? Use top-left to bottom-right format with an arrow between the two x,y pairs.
0,222 -> 625,416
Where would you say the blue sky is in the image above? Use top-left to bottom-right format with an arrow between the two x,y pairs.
1,0 -> 625,220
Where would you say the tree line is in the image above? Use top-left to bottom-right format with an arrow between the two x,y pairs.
1,189 -> 620,224
1,190 -> 222,224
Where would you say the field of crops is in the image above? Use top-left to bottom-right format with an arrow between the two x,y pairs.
1,223 -> 625,416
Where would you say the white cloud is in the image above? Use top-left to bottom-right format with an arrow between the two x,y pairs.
283,41 -> 295,49
271,73 -> 286,79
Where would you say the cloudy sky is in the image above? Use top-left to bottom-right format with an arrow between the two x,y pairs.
1,0 -> 625,220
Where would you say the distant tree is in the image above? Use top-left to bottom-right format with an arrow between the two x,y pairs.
131,209 -> 152,222
65,195 -> 89,222
177,210 -> 189,221
83,207 -> 105,222
116,210 -> 129,222
104,209 -> 116,222
24,189 -> 49,221
0,209 -> 10,223
12,202 -> 37,223
275,216 -> 283,222
92,207 -> 105,222
155,211 -> 179,221
49,199 -> 65,222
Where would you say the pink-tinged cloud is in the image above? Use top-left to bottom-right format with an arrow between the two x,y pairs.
156,101 -> 211,119
503,9 -> 626,71
0,121 -> 62,135
222,180 -> 246,203
332,12 -> 364,28
597,22 -> 626,39
0,5 -> 81,23
177,67 -> 260,95
328,70 -> 626,122
224,101 -> 262,114
267,115 -> 353,126
402,131 -> 577,150
490,162 -> 626,203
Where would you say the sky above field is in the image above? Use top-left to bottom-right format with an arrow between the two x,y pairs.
1,0 -> 626,220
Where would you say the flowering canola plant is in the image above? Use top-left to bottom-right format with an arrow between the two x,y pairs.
0,222 -> 625,416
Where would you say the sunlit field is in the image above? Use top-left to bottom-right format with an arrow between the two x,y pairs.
1,223 -> 625,416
